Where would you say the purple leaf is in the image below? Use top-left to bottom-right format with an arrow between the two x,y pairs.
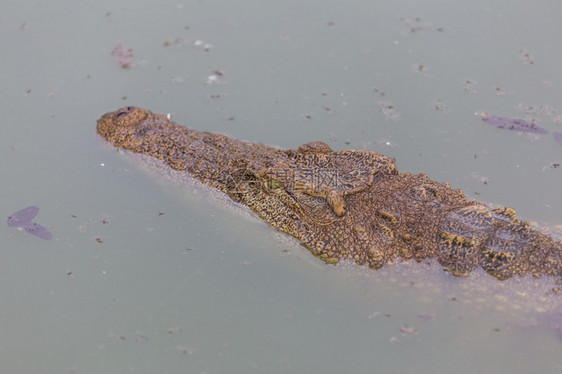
7,206 -> 52,240
481,114 -> 548,134
553,132 -> 562,146
20,221 -> 52,240
7,206 -> 39,226
111,43 -> 134,68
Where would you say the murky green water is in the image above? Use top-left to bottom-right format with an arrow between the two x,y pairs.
1,0 -> 562,373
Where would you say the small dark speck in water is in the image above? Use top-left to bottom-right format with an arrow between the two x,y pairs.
7,206 -> 52,240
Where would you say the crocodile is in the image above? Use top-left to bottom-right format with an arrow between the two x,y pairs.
97,106 -> 562,289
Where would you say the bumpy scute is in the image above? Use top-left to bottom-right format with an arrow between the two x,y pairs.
97,107 -> 562,288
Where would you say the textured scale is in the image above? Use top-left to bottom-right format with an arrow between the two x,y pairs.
97,107 -> 562,291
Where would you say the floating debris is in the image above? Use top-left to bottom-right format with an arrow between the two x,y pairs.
432,100 -> 450,113
373,88 -> 386,97
192,39 -> 213,51
163,36 -> 213,51
463,79 -> 477,94
479,113 -> 548,134
378,101 -> 400,122
7,206 -> 52,240
111,43 -> 134,68
410,63 -> 430,77
177,346 -> 195,355
163,37 -> 188,47
493,85 -> 513,96
542,162 -> 560,171
206,70 -> 224,85
399,324 -> 418,335
553,132 -> 562,147
167,326 -> 183,334
514,103 -> 557,118
398,16 -> 440,35
519,49 -> 535,65
471,172 -> 489,185
417,314 -> 437,321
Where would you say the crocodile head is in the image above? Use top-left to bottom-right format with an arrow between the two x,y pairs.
97,106 -> 149,145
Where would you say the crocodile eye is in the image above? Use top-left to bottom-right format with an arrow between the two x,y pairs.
111,106 -> 148,127
115,106 -> 135,118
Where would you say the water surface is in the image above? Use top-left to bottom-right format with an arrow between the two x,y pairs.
1,0 -> 562,373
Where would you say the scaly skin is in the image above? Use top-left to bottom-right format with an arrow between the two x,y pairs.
97,106 -> 562,289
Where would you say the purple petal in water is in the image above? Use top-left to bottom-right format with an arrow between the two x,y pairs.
111,43 -> 134,68
481,114 -> 548,134
7,206 -> 39,226
417,314 -> 437,321
20,221 -> 52,240
7,206 -> 52,240
553,132 -> 562,146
